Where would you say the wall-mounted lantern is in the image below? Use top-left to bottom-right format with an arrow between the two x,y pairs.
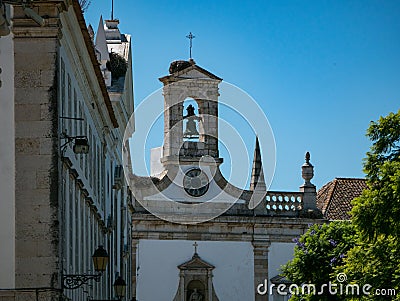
113,276 -> 127,300
62,246 -> 109,289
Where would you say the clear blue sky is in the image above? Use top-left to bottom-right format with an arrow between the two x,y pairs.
85,0 -> 400,191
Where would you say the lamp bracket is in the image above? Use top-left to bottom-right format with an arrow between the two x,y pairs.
62,273 -> 101,289
60,132 -> 88,153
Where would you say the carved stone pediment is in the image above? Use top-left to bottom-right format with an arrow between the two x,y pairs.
173,252 -> 219,301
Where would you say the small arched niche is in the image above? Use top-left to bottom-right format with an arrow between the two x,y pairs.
186,280 -> 206,300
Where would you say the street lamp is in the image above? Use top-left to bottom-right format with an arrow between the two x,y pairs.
63,246 -> 109,289
72,137 -> 90,154
113,276 -> 126,300
92,245 -> 109,272
61,133 -> 90,154
59,117 -> 89,154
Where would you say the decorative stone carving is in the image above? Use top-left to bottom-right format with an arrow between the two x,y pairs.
173,247 -> 220,301
189,288 -> 203,301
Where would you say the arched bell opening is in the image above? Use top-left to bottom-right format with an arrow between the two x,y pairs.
182,98 -> 202,142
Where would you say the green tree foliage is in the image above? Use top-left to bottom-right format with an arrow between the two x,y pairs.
282,221 -> 356,301
342,110 -> 400,300
339,236 -> 399,300
353,110 -> 400,239
282,110 -> 400,300
107,52 -> 128,80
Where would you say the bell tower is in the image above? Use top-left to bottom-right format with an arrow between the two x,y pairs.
159,60 -> 223,167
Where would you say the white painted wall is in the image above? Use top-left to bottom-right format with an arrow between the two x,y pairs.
150,146 -> 163,176
0,32 -> 15,288
268,242 -> 295,301
268,242 -> 295,279
137,240 -> 254,301
144,165 -> 246,204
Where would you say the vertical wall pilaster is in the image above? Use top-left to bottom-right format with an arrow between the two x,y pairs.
0,29 -> 15,289
179,271 -> 185,301
131,239 -> 138,299
252,241 -> 270,301
162,84 -> 184,161
207,271 -> 213,301
12,3 -> 62,290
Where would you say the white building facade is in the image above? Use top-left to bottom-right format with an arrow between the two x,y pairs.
128,60 -> 324,301
0,1 -> 134,300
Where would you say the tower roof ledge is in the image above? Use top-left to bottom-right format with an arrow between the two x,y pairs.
159,60 -> 222,84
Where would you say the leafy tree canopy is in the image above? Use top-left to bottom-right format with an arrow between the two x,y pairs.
107,52 -> 128,81
352,110 -> 400,239
282,221 -> 356,301
343,109 -> 400,300
282,110 -> 400,300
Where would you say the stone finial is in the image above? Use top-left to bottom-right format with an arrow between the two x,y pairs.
300,152 -> 318,212
302,151 -> 314,186
305,151 -> 310,164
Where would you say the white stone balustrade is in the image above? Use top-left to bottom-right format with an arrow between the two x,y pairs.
265,191 -> 303,212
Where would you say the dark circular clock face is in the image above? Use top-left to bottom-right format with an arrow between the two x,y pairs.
183,168 -> 209,197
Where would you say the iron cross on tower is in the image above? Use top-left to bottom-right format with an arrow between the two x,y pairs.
111,0 -> 113,19
186,32 -> 195,59
193,241 -> 198,254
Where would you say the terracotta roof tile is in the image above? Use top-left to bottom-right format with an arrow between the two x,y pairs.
317,178 -> 367,220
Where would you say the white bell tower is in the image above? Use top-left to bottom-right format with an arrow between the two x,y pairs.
159,59 -> 223,167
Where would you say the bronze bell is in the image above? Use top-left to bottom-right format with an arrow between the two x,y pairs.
184,118 -> 199,137
183,105 -> 200,138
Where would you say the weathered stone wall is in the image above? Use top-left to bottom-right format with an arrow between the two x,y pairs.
0,289 -> 60,301
12,3 -> 61,290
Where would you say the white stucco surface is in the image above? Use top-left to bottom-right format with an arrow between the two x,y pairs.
144,165 -> 247,204
150,146 -> 163,176
136,240 -> 254,301
268,242 -> 295,279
